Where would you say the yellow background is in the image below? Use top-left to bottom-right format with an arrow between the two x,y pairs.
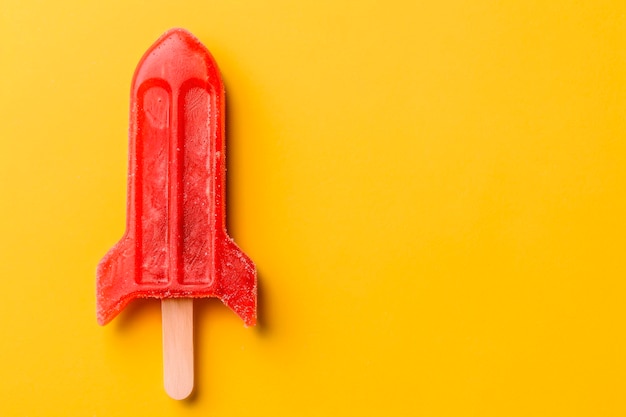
1,1 -> 625,415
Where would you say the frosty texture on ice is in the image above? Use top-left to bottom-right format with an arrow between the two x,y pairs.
97,28 -> 256,326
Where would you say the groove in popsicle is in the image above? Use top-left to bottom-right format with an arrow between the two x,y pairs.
135,80 -> 172,285
180,80 -> 215,285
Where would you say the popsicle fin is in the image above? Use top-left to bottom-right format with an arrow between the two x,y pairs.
96,236 -> 137,325
217,236 -> 257,327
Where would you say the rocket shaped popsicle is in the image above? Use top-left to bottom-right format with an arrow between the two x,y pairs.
97,28 -> 256,399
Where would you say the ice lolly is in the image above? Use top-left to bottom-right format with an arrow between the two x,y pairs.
97,28 -> 257,400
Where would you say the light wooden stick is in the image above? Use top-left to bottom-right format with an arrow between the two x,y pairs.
162,298 -> 194,400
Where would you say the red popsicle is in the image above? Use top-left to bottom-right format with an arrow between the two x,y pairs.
97,28 -> 256,399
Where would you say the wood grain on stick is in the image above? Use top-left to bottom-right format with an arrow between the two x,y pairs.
162,298 -> 194,400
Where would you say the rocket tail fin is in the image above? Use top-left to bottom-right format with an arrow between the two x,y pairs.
216,237 -> 257,327
96,236 -> 137,325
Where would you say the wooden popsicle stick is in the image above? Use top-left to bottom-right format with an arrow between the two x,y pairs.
162,298 -> 194,400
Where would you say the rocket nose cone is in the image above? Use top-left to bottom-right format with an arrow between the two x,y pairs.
154,28 -> 203,55
133,28 -> 219,88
